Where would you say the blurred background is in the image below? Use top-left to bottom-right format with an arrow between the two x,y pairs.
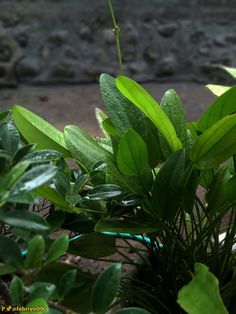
0,0 -> 235,134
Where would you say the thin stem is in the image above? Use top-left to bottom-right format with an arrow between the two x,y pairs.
108,0 -> 123,73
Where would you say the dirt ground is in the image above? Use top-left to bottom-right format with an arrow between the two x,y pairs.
0,82 -> 215,136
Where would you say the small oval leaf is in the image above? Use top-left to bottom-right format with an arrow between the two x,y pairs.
91,263 -> 121,314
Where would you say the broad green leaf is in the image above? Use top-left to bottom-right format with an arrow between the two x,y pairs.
54,171 -> 70,197
198,86 -> 236,132
178,263 -> 228,314
91,263 -> 121,314
46,234 -> 69,264
46,210 -> 65,232
115,308 -> 151,314
0,161 -> 30,191
116,76 -> 182,152
117,129 -> 149,176
22,150 -> 62,163
152,150 -> 185,220
12,144 -> 35,164
10,165 -> 57,196
100,73 -> 146,136
143,118 -> 161,168
58,269 -> 77,298
10,276 -> 24,305
95,219 -> 159,234
206,172 -> 236,212
0,210 -> 49,231
27,282 -> 57,301
0,123 -> 19,155
25,235 -> 45,269
102,117 -> 122,138
34,185 -> 78,213
0,264 -> 16,275
0,235 -> 23,268
20,299 -> 48,314
221,66 -> 236,78
86,184 -> 122,200
191,114 -> 236,169
69,233 -> 116,258
206,84 -> 230,97
205,166 -> 231,212
159,89 -> 188,158
12,105 -> 70,157
64,125 -> 113,172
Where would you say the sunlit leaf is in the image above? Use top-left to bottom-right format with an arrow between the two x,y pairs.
116,76 -> 182,152
191,114 -> 236,169
13,105 -> 70,157
198,86 -> 236,131
178,263 -> 228,314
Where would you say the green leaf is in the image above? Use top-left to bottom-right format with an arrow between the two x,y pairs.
46,210 -> 65,232
115,308 -> 151,314
0,235 -> 23,268
10,165 -> 57,196
95,107 -> 109,138
159,89 -> 188,158
86,184 -> 122,200
12,105 -> 70,157
95,219 -> 159,234
152,150 -> 185,220
10,276 -> 24,305
100,73 -> 146,136
0,264 -> 16,275
206,85 -> 230,97
22,150 -> 62,163
206,170 -> 236,212
221,65 -> 236,78
20,299 -> 48,314
0,161 -> 30,191
178,263 -> 228,314
91,263 -> 121,314
25,235 -> 45,269
0,210 -> 49,231
198,86 -> 236,132
27,282 -> 57,302
58,269 -> 77,297
115,76 -> 182,152
46,234 -> 69,264
64,125 -> 113,172
117,129 -> 149,176
34,185 -> 76,213
12,144 -> 35,164
191,114 -> 236,169
0,122 -> 19,156
69,233 -> 116,258
205,166 -> 231,212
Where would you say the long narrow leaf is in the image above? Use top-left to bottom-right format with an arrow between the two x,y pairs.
115,76 -> 182,152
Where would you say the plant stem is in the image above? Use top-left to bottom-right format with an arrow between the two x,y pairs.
108,0 -> 123,73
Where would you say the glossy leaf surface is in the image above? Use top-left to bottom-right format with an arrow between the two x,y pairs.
13,105 -> 69,157
198,86 -> 236,131
117,129 -> 149,176
191,114 -> 236,169
91,263 -> 121,314
116,76 -> 182,152
152,150 -> 185,220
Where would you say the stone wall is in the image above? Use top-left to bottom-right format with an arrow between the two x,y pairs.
0,0 -> 236,86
